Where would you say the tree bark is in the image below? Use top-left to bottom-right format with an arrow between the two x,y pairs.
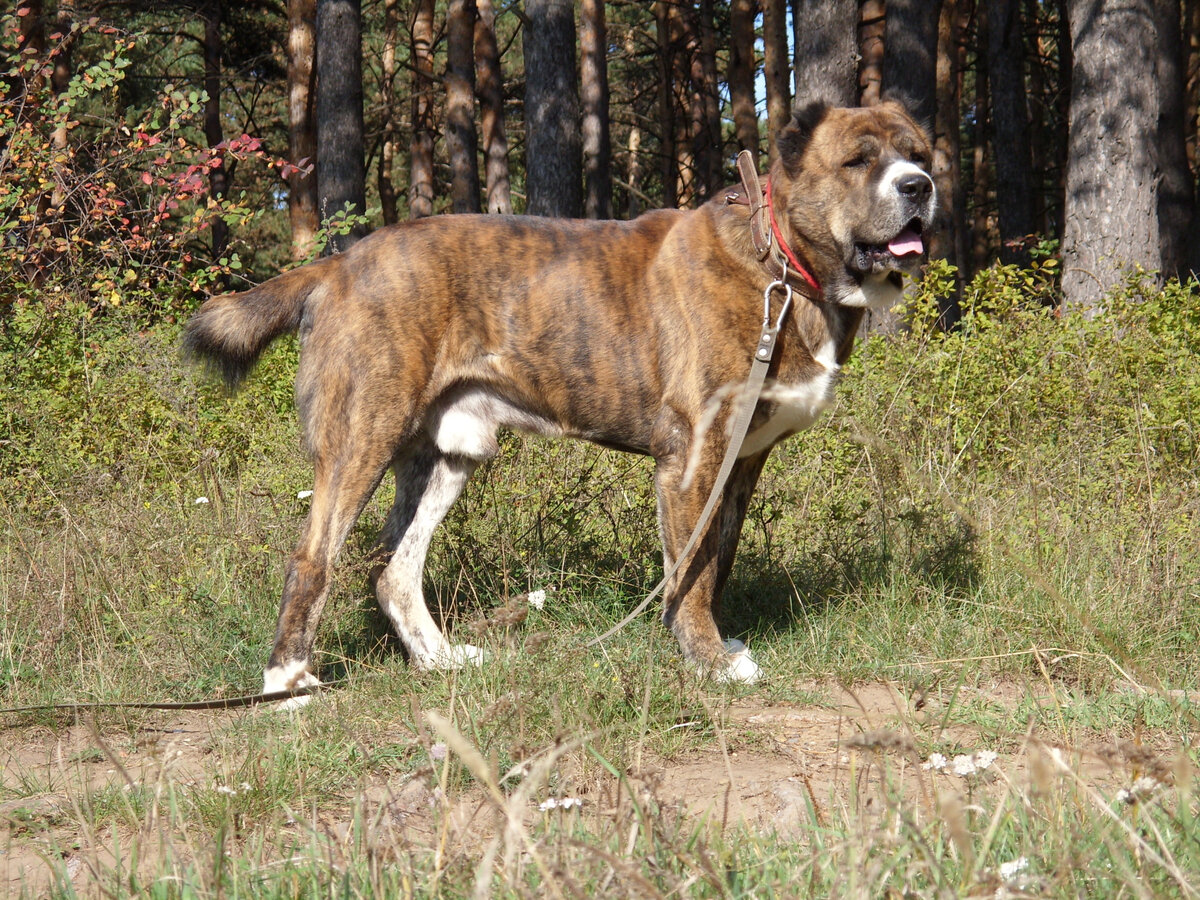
287,0 -> 319,257
882,0 -> 944,125
986,0 -> 1036,264
971,7 -> 993,277
762,0 -> 791,163
728,0 -> 759,166
523,0 -> 582,217
791,0 -> 858,107
379,0 -> 399,225
409,0 -> 435,219
1185,0 -> 1200,175
932,0 -> 965,320
580,0 -> 612,218
1154,0 -> 1193,278
475,0 -> 511,214
695,0 -> 721,199
446,0 -> 481,213
1062,0 -> 1161,313
202,0 -> 229,262
623,28 -> 644,218
858,0 -> 886,106
655,1 -> 678,208
316,0 -> 366,252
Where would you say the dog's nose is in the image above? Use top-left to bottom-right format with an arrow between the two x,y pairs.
896,171 -> 933,201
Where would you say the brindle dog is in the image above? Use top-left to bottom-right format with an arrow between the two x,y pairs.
184,102 -> 936,699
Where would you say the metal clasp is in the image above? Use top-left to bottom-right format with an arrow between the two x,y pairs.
756,263 -> 793,363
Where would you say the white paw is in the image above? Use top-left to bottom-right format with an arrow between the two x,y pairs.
262,662 -> 321,710
715,639 -> 762,684
416,643 -> 487,671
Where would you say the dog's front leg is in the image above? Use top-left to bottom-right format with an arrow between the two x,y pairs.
654,448 -> 770,683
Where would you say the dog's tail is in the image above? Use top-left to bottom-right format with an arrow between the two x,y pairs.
183,258 -> 333,388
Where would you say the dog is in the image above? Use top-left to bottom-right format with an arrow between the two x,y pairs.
184,101 -> 935,697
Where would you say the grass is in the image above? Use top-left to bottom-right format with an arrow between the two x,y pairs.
2,272 -> 1199,896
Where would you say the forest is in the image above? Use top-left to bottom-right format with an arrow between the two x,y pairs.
6,0 -> 1200,327
4,4 -> 1200,896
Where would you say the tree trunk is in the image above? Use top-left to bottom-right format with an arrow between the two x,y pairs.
203,0 -> 229,263
316,0 -> 366,252
287,0 -> 319,257
986,0 -> 1035,264
655,1 -> 678,208
882,0 -> 944,125
1024,0 -> 1049,236
762,0 -> 791,163
46,0 -> 75,274
932,0 -> 965,321
1055,0 -> 1071,255
1062,0 -> 1161,313
379,0 -> 399,225
475,0 -> 511,214
623,28 -> 644,218
409,0 -> 435,219
1185,0 -> 1200,175
696,0 -> 721,199
858,0 -> 886,106
728,0 -> 759,166
1154,0 -> 1193,278
580,0 -> 612,218
523,0 -> 582,217
1190,0 -> 1200,274
971,7 -> 993,276
446,0 -> 480,214
791,0 -> 858,107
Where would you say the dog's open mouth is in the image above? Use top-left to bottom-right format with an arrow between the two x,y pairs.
853,219 -> 926,275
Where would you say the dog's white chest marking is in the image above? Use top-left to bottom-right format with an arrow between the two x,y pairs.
430,389 -> 561,460
739,339 -> 839,456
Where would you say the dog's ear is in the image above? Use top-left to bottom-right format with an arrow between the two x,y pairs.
777,101 -> 829,177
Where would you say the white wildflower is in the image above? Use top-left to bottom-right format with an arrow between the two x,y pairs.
297,490 -> 313,500
974,750 -> 998,770
538,797 -> 582,812
194,496 -> 209,505
527,589 -> 547,610
950,750 -> 998,777
429,742 -> 447,761
998,857 -> 1029,881
922,752 -> 948,772
1116,775 -> 1161,805
215,784 -> 238,796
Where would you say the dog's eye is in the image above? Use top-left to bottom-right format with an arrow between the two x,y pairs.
843,155 -> 869,169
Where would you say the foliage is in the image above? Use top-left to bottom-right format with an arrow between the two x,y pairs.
0,18 -> 303,310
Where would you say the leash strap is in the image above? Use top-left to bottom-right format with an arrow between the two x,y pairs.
0,683 -> 332,716
587,277 -> 793,647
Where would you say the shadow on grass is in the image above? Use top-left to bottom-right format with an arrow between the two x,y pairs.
721,515 -> 980,639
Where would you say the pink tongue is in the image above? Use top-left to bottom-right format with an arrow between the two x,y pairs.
887,228 -> 924,256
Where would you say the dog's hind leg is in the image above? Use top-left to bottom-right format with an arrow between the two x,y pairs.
655,447 -> 770,683
262,438 -> 396,707
373,440 -> 484,670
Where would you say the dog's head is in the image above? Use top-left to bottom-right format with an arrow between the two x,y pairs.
772,101 -> 936,308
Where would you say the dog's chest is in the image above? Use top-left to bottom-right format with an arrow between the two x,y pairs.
739,339 -> 840,456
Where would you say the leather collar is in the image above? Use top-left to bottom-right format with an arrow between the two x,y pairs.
725,150 -> 823,301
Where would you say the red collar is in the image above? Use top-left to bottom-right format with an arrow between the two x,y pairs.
763,180 -> 821,295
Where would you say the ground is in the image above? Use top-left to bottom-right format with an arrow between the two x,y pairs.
2,679 -> 1184,895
